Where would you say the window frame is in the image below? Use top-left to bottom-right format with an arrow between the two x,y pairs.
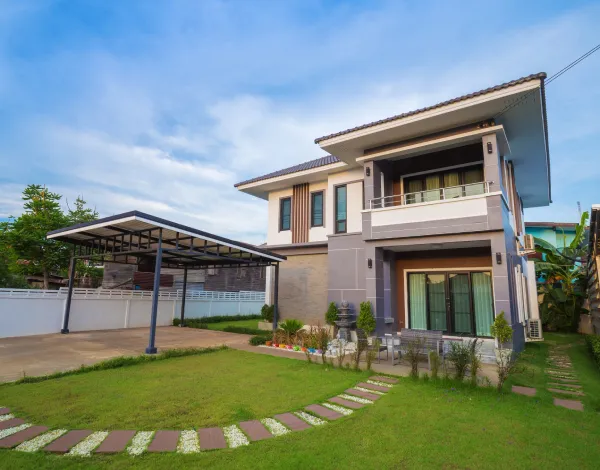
310,190 -> 324,228
334,184 -> 347,234
279,196 -> 292,232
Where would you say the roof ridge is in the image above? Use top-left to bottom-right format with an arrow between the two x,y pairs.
314,72 -> 547,144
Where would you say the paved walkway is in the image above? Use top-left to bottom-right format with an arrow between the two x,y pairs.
0,327 -> 251,383
0,376 -> 398,455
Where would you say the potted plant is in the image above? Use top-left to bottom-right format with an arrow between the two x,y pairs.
301,346 -> 307,352
265,340 -> 272,347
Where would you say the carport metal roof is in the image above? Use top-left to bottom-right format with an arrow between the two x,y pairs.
47,210 -> 286,269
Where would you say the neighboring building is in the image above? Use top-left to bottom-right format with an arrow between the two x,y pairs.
525,222 -> 577,252
588,206 -> 600,334
235,73 -> 551,350
238,73 -> 551,351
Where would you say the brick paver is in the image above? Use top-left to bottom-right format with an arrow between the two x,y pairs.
0,408 -> 10,415
274,413 -> 311,431
239,420 -> 273,441
357,382 -> 389,392
0,426 -> 48,448
44,430 -> 93,453
512,385 -> 537,397
95,430 -> 136,453
345,388 -> 380,401
198,428 -> 227,450
305,404 -> 343,420
553,398 -> 584,411
0,418 -> 25,431
147,431 -> 180,452
328,396 -> 365,409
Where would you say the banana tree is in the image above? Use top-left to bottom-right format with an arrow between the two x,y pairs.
533,211 -> 589,331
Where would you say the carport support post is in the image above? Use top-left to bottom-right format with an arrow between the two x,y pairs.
180,265 -> 188,326
61,256 -> 77,334
146,233 -> 163,354
272,262 -> 280,332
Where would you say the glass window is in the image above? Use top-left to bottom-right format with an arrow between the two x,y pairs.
404,164 -> 485,203
279,197 -> 291,231
427,274 -> 447,330
311,191 -> 323,227
335,185 -> 347,233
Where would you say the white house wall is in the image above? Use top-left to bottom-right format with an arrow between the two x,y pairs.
309,181 -> 328,242
267,187 -> 293,245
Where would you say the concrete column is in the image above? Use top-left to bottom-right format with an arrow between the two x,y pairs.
482,134 -> 503,196
365,245 -> 385,334
363,161 -> 382,208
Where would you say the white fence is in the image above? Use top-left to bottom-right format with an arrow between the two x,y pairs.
0,288 -> 265,339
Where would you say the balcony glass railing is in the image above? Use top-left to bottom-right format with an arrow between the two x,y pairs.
369,181 -> 490,209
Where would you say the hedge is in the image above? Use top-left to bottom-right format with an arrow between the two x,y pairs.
222,326 -> 266,335
584,334 -> 600,368
173,314 -> 260,327
249,334 -> 270,346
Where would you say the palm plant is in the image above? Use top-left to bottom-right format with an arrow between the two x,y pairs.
533,211 -> 589,331
278,319 -> 304,344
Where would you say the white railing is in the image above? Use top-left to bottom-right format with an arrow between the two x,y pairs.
369,181 -> 490,209
0,288 -> 265,302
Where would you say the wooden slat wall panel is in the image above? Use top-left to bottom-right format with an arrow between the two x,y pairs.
292,183 -> 309,243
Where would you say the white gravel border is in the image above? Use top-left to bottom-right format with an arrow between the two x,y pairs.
67,431 -> 109,457
322,403 -> 353,416
261,418 -> 290,436
223,425 -> 249,448
294,411 -> 326,426
367,380 -> 393,388
15,429 -> 68,453
127,431 -> 154,456
339,394 -> 373,404
356,386 -> 385,395
0,413 -> 15,422
0,423 -> 31,440
177,430 -> 200,454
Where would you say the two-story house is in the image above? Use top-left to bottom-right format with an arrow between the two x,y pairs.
235,73 -> 550,351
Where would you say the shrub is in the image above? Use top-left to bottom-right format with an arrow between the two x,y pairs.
403,336 -> 424,378
223,326 -> 265,335
248,335 -> 269,346
325,302 -> 339,326
447,341 -> 471,381
429,350 -> 440,379
261,304 -> 274,323
468,338 -> 482,386
585,334 -> 600,368
279,319 -> 304,336
173,314 -> 260,327
173,318 -> 208,329
366,338 -> 380,371
491,311 -> 522,392
357,301 -> 376,336
490,311 -> 512,345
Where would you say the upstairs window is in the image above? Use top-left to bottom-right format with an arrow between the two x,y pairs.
311,191 -> 324,227
335,185 -> 347,233
403,164 -> 484,204
279,197 -> 291,231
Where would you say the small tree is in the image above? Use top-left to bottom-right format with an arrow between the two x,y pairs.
357,301 -> 376,336
325,302 -> 339,326
491,311 -> 520,392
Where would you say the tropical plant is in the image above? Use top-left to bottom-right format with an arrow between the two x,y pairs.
357,301 -> 376,335
279,319 -> 304,335
534,211 -> 589,331
325,301 -> 339,326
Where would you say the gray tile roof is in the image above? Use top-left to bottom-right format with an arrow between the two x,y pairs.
234,155 -> 342,187
314,72 -> 547,143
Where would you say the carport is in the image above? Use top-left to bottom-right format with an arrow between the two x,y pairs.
47,210 -> 285,354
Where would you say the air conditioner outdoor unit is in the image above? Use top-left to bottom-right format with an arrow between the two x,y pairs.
524,234 -> 535,252
527,319 -> 543,341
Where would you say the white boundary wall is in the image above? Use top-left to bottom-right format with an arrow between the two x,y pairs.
0,288 -> 265,339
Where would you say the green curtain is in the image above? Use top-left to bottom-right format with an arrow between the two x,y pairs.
406,179 -> 422,204
427,274 -> 446,331
443,171 -> 461,199
450,274 -> 471,334
472,272 -> 494,336
464,167 -> 485,196
424,175 -> 440,202
409,274 -> 427,329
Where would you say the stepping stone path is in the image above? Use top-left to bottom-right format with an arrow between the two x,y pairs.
546,344 -> 585,411
511,385 -> 536,397
0,376 -> 398,457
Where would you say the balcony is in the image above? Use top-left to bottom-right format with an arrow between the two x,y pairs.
364,181 -> 498,240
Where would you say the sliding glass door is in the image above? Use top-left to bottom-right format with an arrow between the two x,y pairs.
407,271 -> 494,336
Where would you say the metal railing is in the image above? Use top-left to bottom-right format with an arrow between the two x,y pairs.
369,181 -> 490,209
0,287 -> 265,302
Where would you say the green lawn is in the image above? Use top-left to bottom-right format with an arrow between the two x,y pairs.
205,319 -> 260,331
2,334 -> 600,469
0,349 -> 367,429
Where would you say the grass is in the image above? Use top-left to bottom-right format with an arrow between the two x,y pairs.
0,348 -> 367,429
205,319 -> 260,331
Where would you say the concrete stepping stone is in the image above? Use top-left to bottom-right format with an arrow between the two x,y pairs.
305,404 -> 343,421
0,418 -> 25,431
147,431 -> 180,452
369,376 -> 398,384
0,426 -> 48,449
511,385 -> 537,397
239,420 -> 273,441
328,396 -> 365,409
345,388 -> 380,401
0,408 -> 10,415
44,430 -> 93,453
548,388 -> 584,396
548,383 -> 582,389
95,430 -> 136,453
553,398 -> 584,411
273,413 -> 311,431
357,382 -> 389,393
198,427 -> 227,450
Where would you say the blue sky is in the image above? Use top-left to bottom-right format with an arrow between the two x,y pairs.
1,0 -> 599,244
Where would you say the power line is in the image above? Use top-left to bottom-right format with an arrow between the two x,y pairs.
493,42 -> 600,120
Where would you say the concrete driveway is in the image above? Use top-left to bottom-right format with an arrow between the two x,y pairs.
0,327 -> 251,383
